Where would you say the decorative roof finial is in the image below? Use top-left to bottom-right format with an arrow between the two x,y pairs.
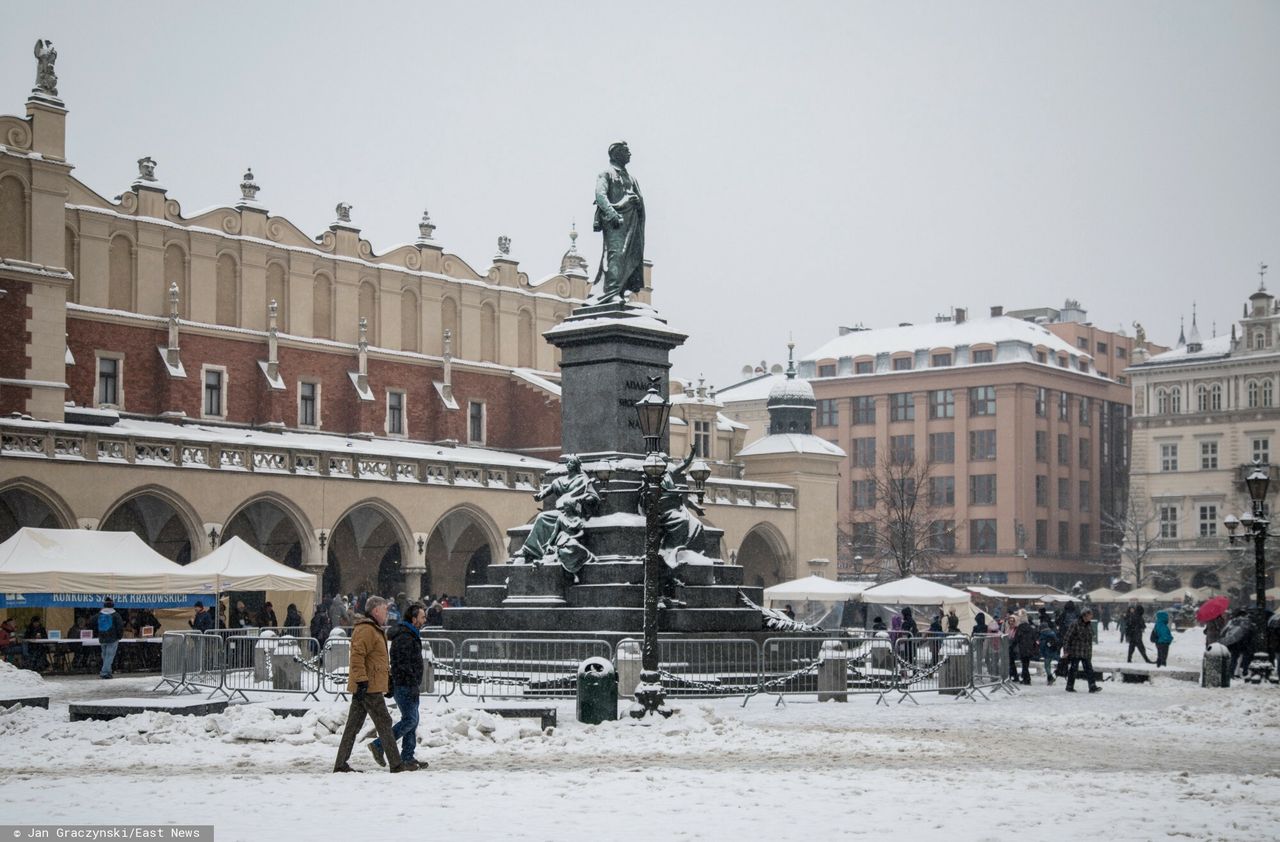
168,281 -> 179,313
417,209 -> 436,243
1261,261 -> 1270,291
136,157 -> 157,182
568,222 -> 578,254
335,202 -> 353,224
32,40 -> 58,98
497,235 -> 511,257
240,168 -> 260,203
358,316 -> 368,348
785,338 -> 797,380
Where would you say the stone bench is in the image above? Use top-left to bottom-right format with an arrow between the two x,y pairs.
481,705 -> 557,730
69,697 -> 228,722
1092,663 -> 1199,683
1,696 -> 49,710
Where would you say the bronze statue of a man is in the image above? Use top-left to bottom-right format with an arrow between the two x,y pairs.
593,142 -> 645,303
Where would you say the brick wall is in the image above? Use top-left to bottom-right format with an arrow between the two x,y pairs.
0,279 -> 34,414
65,315 -> 561,452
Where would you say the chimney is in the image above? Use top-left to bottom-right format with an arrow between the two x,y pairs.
955,308 -> 967,324
991,305 -> 1003,317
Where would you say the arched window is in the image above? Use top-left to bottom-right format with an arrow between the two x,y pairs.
108,234 -> 134,311
1211,383 -> 1222,411
1248,381 -> 1260,408
1254,331 -> 1267,350
215,253 -> 239,326
1264,381 -> 1275,408
266,262 -> 287,331
313,274 -> 333,340
441,297 -> 459,354
0,176 -> 26,260
517,309 -> 534,368
164,243 -> 188,318
1156,388 -> 1169,415
1196,385 -> 1209,412
1169,386 -> 1182,414
480,302 -> 497,362
400,289 -> 419,353
358,280 -> 377,344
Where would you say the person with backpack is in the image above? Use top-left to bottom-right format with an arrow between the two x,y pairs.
1152,609 -> 1174,667
96,597 -> 124,679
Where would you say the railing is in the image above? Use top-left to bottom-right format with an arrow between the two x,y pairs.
454,638 -> 614,701
221,634 -> 322,701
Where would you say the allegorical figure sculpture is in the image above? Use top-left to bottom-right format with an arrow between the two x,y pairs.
33,39 -> 58,97
647,446 -> 708,569
593,141 -> 645,303
519,456 -> 599,574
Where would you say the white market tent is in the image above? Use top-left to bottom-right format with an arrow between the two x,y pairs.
185,537 -> 317,592
763,575 -> 873,603
860,576 -> 977,632
966,585 -> 1009,599
1122,586 -> 1186,603
0,527 -> 214,593
1086,587 -> 1125,603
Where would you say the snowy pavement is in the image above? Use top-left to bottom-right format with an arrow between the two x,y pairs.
2,628 -> 1279,841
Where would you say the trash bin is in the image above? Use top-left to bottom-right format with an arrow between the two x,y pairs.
817,640 -> 847,702
253,631 -> 277,683
420,641 -> 436,694
615,638 -> 642,698
576,656 -> 618,724
1202,643 -> 1231,688
938,634 -> 971,695
271,653 -> 302,690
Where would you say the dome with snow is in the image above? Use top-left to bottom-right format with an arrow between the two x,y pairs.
767,374 -> 815,408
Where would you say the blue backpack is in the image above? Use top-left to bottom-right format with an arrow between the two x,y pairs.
97,611 -> 113,633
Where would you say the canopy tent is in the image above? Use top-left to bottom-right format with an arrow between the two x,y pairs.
966,585 -> 1009,599
763,576 -> 873,603
1120,586 -> 1185,603
1040,594 -> 1081,603
0,527 -> 214,593
185,537 -> 317,592
1086,587 -> 1126,604
859,576 -> 977,632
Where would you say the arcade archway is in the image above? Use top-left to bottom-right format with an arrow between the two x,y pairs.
425,507 -> 501,600
324,502 -> 409,599
0,481 -> 72,543
737,523 -> 790,590
223,497 -> 309,569
100,489 -> 196,563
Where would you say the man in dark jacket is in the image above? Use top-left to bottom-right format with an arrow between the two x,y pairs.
1124,604 -> 1154,664
1014,618 -> 1038,685
370,603 -> 427,771
190,601 -> 215,633
96,597 -> 125,679
332,596 -> 404,774
1063,608 -> 1100,693
1221,610 -> 1256,678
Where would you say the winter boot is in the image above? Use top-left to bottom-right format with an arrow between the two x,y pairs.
369,742 -> 386,767
1088,684 -> 1101,693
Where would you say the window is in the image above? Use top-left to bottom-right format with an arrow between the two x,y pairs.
969,474 -> 997,505
1035,388 -> 1047,417
1078,396 -> 1091,425
1199,505 -> 1218,538
928,432 -> 954,463
855,360 -> 873,374
298,381 -> 318,428
202,367 -> 225,418
931,353 -> 952,367
1117,346 -> 1127,359
1035,520 -> 1048,553
1200,441 -> 1218,470
1170,386 -> 1182,414
1079,524 -> 1091,553
852,479 -> 876,510
852,437 -> 876,468
853,396 -> 876,425
1078,438 -> 1091,468
1058,521 -> 1070,553
693,420 -> 711,457
1035,431 -> 1048,462
969,429 -> 997,461
1211,384 -> 1222,411
1156,389 -> 1169,414
970,519 -> 998,554
892,356 -> 912,371
818,364 -> 837,378
929,389 -> 955,419
930,476 -> 955,506
889,393 -> 914,422
1078,360 -> 1089,373
972,349 -> 993,364
1097,341 -> 1108,355
969,386 -> 996,416
1196,385 -> 1210,412
1057,478 -> 1070,510
1058,392 -> 1069,421
1076,337 -> 1089,350
929,520 -> 956,553
1254,330 -> 1267,350
1037,351 -> 1048,364
850,522 -> 877,552
1160,443 -> 1178,472
1057,433 -> 1070,466
1248,381 -> 1260,408
1159,505 -> 1179,539
817,399 -> 838,427
468,400 -> 485,444
887,477 -> 916,507
1266,382 -> 1275,407
1035,475 -> 1048,507
96,355 -> 121,407
889,434 -> 915,464
1254,438 -> 1271,464
1079,480 -> 1091,512
385,391 -> 406,436
1058,355 -> 1068,368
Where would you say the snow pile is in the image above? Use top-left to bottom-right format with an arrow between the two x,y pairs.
0,660 -> 48,692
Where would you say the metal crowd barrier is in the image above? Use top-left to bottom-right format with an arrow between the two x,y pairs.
969,634 -> 1016,697
420,638 -> 457,701
221,634 -> 322,701
455,638 -> 613,700
184,633 -> 228,697
153,631 -> 192,694
654,638 -> 761,699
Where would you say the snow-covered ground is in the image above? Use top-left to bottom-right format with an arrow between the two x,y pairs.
2,628 -> 1279,841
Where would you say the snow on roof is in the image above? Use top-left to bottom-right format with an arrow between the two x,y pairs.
1136,334 -> 1233,366
512,368 -> 562,397
0,415 -> 554,471
716,412 -> 748,432
718,372 -> 786,403
737,434 -> 845,458
803,316 -> 1088,367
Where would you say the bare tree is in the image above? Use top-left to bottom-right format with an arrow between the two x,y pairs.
1100,496 -> 1161,587
838,453 -> 960,581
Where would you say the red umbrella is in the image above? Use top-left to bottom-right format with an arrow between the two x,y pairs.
1196,596 -> 1230,623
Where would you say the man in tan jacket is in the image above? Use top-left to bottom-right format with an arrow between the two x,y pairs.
332,595 -> 404,773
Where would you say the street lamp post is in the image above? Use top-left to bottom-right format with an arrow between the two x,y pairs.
633,378 -> 673,718
1226,464 -> 1273,665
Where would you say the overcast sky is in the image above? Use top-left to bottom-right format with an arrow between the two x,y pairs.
5,2 -> 1278,387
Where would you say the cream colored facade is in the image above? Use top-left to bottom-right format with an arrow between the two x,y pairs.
1126,283 -> 1280,590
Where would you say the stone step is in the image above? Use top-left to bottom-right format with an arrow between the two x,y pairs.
560,583 -> 761,609
442,606 -> 764,634
464,585 -> 508,608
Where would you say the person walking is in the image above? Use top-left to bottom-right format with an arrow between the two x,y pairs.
1221,610 -> 1256,678
1005,613 -> 1022,681
1038,622 -> 1060,685
283,603 -> 303,630
1014,614 -> 1038,685
370,603 -> 428,772
1063,608 -> 1101,693
1203,613 -> 1227,648
332,596 -> 405,774
1152,609 -> 1174,667
96,597 -> 124,679
1125,604 -> 1154,664
309,603 -> 332,647
898,607 -> 919,664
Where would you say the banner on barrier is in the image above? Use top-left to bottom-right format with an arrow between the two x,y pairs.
0,592 -> 206,608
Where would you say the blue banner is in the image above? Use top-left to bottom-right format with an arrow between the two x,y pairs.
0,593 -> 207,609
